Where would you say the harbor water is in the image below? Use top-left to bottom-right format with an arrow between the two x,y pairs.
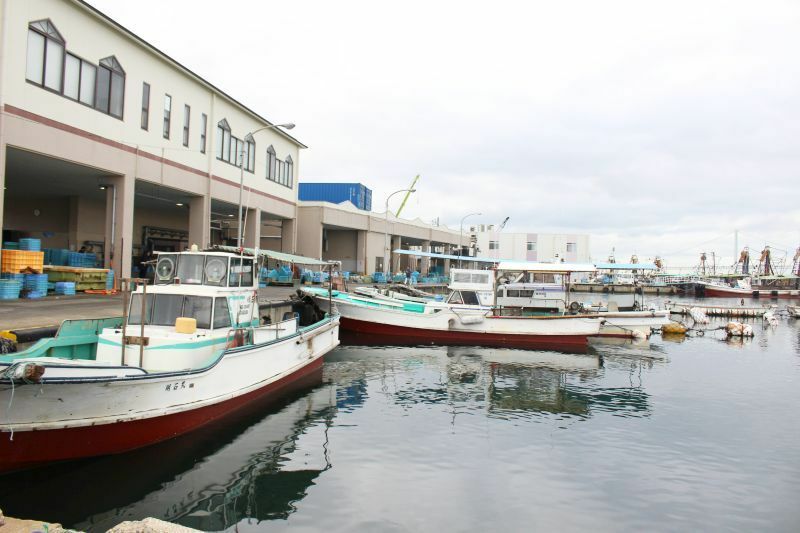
1,296 -> 799,532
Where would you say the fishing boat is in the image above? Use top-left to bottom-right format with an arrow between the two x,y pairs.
695,278 -> 800,299
304,265 -> 605,351
0,247 -> 340,473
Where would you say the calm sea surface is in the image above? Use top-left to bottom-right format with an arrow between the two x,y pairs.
1,296 -> 799,532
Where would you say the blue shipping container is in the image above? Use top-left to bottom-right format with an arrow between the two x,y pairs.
299,183 -> 373,211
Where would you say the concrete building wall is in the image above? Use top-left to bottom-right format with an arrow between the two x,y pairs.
298,201 -> 461,274
0,0 -> 304,276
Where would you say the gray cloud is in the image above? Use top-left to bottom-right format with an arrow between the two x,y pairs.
90,0 -> 800,269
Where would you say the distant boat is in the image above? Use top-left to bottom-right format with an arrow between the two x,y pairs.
695,278 -> 800,299
0,248 -> 340,473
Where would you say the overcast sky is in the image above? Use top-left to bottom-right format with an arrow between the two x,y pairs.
90,0 -> 800,270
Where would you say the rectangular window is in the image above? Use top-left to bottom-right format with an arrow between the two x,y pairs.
200,113 -> 207,153
26,30 -> 45,84
489,241 -> 499,250
216,126 -> 225,158
64,54 -> 80,100
141,82 -> 150,130
44,38 -> 64,91
213,297 -> 231,329
183,104 -> 191,147
79,62 -> 96,105
223,129 -> 231,161
163,94 -> 172,139
109,71 -> 124,118
527,241 -> 536,251
184,296 -> 212,329
95,66 -> 111,113
566,242 -> 576,252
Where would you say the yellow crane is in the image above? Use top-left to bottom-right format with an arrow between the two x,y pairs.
394,174 -> 420,217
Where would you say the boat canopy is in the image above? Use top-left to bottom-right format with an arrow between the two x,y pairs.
496,261 -> 596,274
594,262 -> 658,271
210,246 -> 336,266
392,249 -> 501,263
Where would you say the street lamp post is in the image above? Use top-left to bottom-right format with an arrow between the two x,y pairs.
237,122 -> 295,248
384,188 -> 416,278
459,212 -> 481,266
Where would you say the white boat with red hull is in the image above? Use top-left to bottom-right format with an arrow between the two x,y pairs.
305,266 -> 603,352
0,248 -> 340,474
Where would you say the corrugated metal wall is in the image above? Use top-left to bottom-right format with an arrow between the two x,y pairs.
298,183 -> 372,211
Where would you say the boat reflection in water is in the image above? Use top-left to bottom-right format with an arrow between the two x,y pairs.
0,368 -> 342,532
328,345 -> 651,421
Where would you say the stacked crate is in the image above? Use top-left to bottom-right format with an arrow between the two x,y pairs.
0,279 -> 22,300
23,273 -> 48,299
55,281 -> 77,295
1,249 -> 45,274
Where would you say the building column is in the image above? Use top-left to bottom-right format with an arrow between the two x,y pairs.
280,218 -> 295,253
421,240 -> 431,275
243,207 -> 262,249
356,230 -> 367,273
0,144 -> 5,242
188,195 -> 210,249
444,244 -> 452,275
390,235 -> 402,274
106,174 -> 134,279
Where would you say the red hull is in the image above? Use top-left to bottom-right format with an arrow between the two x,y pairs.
339,317 -> 589,353
0,357 -> 323,474
702,286 -> 800,299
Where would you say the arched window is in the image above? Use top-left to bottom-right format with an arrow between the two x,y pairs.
217,119 -> 231,162
244,133 -> 255,172
26,19 -> 65,91
285,155 -> 294,188
266,145 -> 277,180
96,56 -> 125,118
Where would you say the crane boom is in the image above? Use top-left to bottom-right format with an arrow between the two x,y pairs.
394,174 -> 420,217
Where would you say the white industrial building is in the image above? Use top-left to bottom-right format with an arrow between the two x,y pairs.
0,0 -> 302,278
469,224 -> 591,263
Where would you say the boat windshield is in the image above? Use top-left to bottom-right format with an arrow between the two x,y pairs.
176,255 -> 204,285
128,293 -> 213,329
461,291 -> 480,305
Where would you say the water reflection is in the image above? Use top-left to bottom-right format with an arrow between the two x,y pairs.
329,346 -> 651,421
0,370 -> 339,532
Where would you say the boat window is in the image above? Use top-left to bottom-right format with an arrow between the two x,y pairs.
533,273 -> 556,283
184,296 -> 212,329
448,291 -> 463,304
128,293 -> 154,325
507,289 -> 520,298
176,254 -> 204,284
462,291 -> 480,305
155,254 -> 177,285
213,297 -> 231,329
229,258 -> 254,286
204,257 -> 228,286
151,294 -> 185,326
520,290 -> 534,298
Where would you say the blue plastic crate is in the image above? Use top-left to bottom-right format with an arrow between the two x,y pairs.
1,273 -> 24,281
3,242 -> 18,250
24,273 -> 49,293
19,238 -> 41,251
67,252 -> 97,267
24,290 -> 45,299
106,269 -> 115,290
0,279 -> 22,299
55,281 -> 76,295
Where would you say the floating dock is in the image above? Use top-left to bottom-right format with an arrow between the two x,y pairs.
665,302 -> 769,318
